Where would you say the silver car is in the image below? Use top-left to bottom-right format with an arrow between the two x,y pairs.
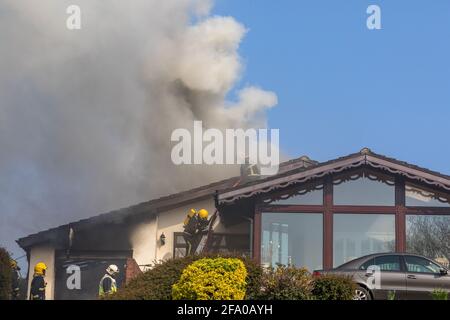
313,253 -> 450,300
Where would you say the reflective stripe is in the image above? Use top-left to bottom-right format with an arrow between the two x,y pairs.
99,274 -> 117,296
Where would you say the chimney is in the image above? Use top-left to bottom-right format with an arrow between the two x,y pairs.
240,157 -> 261,182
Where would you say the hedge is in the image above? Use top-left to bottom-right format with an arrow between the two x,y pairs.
107,256 -> 195,300
172,257 -> 247,300
0,247 -> 12,300
108,253 -> 262,300
256,265 -> 313,300
108,254 -> 357,301
312,274 -> 356,300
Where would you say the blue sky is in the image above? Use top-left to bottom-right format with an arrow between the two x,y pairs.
213,0 -> 450,174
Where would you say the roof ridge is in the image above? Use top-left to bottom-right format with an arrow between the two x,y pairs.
18,148 -> 450,249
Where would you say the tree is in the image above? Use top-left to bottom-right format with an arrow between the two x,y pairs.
407,216 -> 450,266
0,247 -> 12,300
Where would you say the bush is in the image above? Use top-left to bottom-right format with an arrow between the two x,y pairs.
197,253 -> 262,300
431,288 -> 448,300
108,255 -> 196,300
312,274 -> 356,300
172,257 -> 247,300
238,257 -> 263,300
256,265 -> 313,300
108,253 -> 262,300
0,247 -> 12,300
387,290 -> 396,300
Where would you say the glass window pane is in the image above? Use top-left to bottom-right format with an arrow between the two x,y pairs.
333,214 -> 395,267
374,255 -> 401,271
359,255 -> 401,271
360,258 -> 375,270
405,184 -> 450,207
333,173 -> 395,205
175,234 -> 186,245
270,186 -> 323,205
261,212 -> 323,271
406,215 -> 450,267
404,255 -> 441,274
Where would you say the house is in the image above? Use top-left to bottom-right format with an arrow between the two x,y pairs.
16,148 -> 450,299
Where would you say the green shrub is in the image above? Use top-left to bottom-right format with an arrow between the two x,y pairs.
431,288 -> 448,300
108,253 -> 262,300
196,253 -> 262,300
0,247 -> 12,300
256,265 -> 313,300
172,257 -> 247,300
108,255 -> 195,300
312,274 -> 356,300
238,257 -> 263,300
387,290 -> 396,300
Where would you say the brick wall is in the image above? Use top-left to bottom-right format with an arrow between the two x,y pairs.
125,258 -> 142,284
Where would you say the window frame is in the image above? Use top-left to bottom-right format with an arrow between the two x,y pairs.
173,232 -> 189,258
260,211 -> 324,269
254,168 -> 450,270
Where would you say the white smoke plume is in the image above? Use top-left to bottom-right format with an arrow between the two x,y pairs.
0,0 -> 277,259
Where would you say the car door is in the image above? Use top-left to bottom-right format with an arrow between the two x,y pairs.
358,255 -> 407,299
404,255 -> 450,300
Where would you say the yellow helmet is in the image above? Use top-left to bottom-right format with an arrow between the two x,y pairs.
184,209 -> 197,225
34,262 -> 47,275
10,259 -> 18,269
197,209 -> 209,219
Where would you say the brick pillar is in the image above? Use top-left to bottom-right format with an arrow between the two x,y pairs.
125,258 -> 142,284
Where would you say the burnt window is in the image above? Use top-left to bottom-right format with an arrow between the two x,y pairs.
173,232 -> 250,258
208,233 -> 250,256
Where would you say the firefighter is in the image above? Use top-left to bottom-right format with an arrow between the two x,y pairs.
197,208 -> 209,225
183,209 -> 209,234
183,208 -> 209,255
98,264 -> 119,297
30,262 -> 47,300
10,259 -> 21,300
183,208 -> 198,234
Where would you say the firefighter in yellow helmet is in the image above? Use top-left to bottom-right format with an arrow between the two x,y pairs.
10,259 -> 21,300
99,264 -> 119,297
183,208 -> 197,227
197,209 -> 209,219
183,208 -> 209,255
30,262 -> 47,300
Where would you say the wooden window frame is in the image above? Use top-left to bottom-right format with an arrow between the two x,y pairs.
254,172 -> 450,270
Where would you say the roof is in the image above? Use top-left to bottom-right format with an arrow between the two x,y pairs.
17,148 -> 450,249
217,147 -> 450,204
16,154 -> 315,249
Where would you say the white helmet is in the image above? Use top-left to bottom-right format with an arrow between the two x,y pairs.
106,264 -> 119,276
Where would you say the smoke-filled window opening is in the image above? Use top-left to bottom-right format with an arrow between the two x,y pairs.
173,232 -> 250,258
